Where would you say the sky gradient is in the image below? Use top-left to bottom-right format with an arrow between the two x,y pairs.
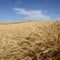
0,0 -> 60,22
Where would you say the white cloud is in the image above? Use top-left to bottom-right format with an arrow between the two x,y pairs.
13,7 -> 50,20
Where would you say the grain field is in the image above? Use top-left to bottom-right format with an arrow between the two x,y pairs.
0,21 -> 60,60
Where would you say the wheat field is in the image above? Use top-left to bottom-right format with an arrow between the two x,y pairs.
0,21 -> 60,60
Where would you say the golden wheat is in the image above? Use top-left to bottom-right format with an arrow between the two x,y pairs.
0,21 -> 60,60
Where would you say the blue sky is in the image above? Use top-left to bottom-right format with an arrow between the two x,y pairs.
0,0 -> 60,22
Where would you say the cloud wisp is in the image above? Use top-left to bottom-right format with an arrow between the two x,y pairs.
13,7 -> 50,20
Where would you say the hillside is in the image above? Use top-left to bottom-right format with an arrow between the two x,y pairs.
0,21 -> 60,60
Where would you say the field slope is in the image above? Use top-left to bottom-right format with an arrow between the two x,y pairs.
0,21 -> 60,60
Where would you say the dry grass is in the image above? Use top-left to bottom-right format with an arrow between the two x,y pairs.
0,21 -> 60,60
